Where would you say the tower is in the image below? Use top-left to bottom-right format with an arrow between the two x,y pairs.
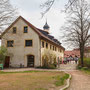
43,20 -> 50,34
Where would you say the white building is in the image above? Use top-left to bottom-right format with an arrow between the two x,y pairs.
1,16 -> 65,68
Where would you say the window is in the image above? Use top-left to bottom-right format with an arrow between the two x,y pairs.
42,41 -> 44,48
50,45 -> 52,50
55,47 -> 57,51
58,48 -> 59,52
7,40 -> 14,47
46,43 -> 48,48
25,40 -> 32,47
13,27 -> 16,33
24,26 -> 28,33
53,46 -> 54,50
60,49 -> 61,52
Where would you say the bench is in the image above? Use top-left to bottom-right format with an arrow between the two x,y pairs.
0,64 -> 3,70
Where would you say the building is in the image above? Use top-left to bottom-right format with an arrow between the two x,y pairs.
64,46 -> 90,59
0,16 -> 65,68
64,49 -> 80,59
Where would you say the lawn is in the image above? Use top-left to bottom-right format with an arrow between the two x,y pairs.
0,71 -> 69,90
80,69 -> 90,75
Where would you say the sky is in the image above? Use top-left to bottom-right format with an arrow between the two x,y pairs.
10,0 -> 68,49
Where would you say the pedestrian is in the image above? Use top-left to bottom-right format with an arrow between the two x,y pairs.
75,56 -> 78,64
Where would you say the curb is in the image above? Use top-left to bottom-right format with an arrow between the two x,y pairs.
60,72 -> 71,90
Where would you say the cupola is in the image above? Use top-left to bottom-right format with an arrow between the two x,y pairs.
43,20 -> 50,34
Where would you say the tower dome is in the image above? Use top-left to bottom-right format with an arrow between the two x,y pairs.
43,21 -> 50,30
43,21 -> 50,34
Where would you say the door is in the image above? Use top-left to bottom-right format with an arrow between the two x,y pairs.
4,56 -> 10,68
27,55 -> 34,67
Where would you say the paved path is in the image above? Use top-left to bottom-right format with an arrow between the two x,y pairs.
60,61 -> 90,90
59,61 -> 77,71
67,71 -> 90,90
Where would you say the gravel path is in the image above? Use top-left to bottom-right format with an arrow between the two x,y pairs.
60,61 -> 90,90
67,70 -> 90,90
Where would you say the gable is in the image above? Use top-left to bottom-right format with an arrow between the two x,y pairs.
1,16 -> 41,38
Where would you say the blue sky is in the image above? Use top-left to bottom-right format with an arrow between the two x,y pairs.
10,0 -> 68,48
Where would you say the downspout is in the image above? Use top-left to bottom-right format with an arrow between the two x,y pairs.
39,36 -> 42,67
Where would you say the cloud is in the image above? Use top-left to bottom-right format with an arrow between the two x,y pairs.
9,0 -> 67,49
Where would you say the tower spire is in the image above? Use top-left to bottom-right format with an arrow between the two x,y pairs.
43,19 -> 50,34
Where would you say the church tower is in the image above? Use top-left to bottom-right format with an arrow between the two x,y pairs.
43,20 -> 50,34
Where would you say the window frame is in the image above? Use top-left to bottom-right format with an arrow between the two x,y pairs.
24,26 -> 28,33
50,45 -> 52,50
53,46 -> 54,51
7,40 -> 14,47
46,42 -> 48,49
42,41 -> 44,48
25,40 -> 33,47
13,27 -> 17,34
55,47 -> 57,51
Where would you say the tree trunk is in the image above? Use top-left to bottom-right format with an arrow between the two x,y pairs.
80,44 -> 84,67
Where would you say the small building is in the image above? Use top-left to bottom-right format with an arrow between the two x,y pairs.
1,16 -> 65,68
64,49 -> 80,59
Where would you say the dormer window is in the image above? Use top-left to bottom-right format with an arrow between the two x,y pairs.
24,26 -> 28,33
13,27 -> 16,33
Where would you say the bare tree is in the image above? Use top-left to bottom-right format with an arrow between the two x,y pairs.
41,0 -> 90,67
40,0 -> 78,17
0,0 -> 17,32
61,0 -> 90,67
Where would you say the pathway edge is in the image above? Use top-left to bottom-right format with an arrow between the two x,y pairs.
60,72 -> 72,90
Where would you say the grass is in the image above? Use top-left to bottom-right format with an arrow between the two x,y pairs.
78,58 -> 90,68
0,71 -> 69,90
78,58 -> 90,75
80,68 -> 90,75
54,73 -> 69,86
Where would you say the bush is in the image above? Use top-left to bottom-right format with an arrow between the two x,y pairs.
77,66 -> 82,69
41,50 -> 57,69
37,64 -> 56,69
0,46 -> 7,64
78,58 -> 90,69
47,64 -> 56,69
82,67 -> 88,70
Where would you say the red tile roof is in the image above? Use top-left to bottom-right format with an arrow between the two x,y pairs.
64,50 -> 80,58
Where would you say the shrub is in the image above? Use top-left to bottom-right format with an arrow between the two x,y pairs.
0,46 -> 7,64
47,64 -> 56,69
77,66 -> 82,69
41,50 -> 57,69
78,58 -> 90,69
82,67 -> 88,70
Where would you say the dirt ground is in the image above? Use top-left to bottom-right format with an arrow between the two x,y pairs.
0,71 -> 65,90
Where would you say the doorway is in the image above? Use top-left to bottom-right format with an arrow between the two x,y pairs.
4,56 -> 10,68
27,55 -> 34,67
